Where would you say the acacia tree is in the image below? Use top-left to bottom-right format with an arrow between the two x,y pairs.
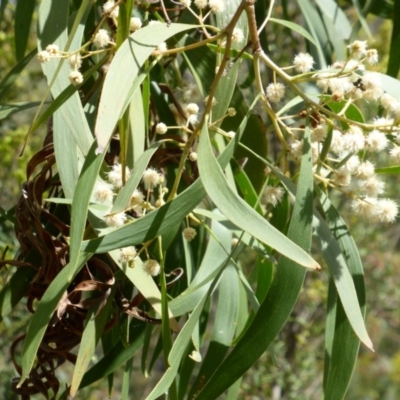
1,0 -> 400,398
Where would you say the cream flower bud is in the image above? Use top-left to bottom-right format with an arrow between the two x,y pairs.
263,186 -> 285,207
144,259 -> 161,276
68,53 -> 82,69
130,17 -> 142,32
180,0 -> 191,7
68,71 -> 83,86
183,227 -> 197,241
365,49 -> 379,65
130,189 -> 144,210
227,107 -> 236,117
204,96 -> 217,107
37,51 -> 51,63
189,152 -> 198,162
93,29 -> 110,48
156,122 -> 168,134
46,44 -> 59,55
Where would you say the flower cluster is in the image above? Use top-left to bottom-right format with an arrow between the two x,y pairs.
275,41 -> 400,223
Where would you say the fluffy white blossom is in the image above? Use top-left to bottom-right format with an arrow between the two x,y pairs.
143,259 -> 161,276
130,189 -> 145,210
389,146 -> 400,163
119,246 -> 137,265
232,28 -> 245,44
263,186 -> 285,207
362,73 -> 383,101
293,52 -> 314,73
330,129 -> 345,154
365,129 -> 388,152
183,227 -> 197,241
365,49 -> 379,65
355,161 -> 375,179
333,167 -> 351,187
358,176 -> 385,197
266,82 -> 285,103
93,29 -> 110,48
311,125 -> 327,142
180,0 -> 191,7
186,103 -> 199,115
194,0 -> 208,9
142,168 -> 161,190
104,211 -> 127,227
94,181 -> 114,204
108,163 -> 131,188
68,53 -> 82,69
348,40 -> 368,59
351,197 -> 376,219
343,126 -> 365,153
209,0 -> 225,13
103,0 -> 115,14
373,198 -> 398,223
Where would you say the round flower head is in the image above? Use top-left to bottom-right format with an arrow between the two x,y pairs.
232,28 -> 245,44
204,96 -> 217,107
107,163 -> 131,189
189,152 -> 198,162
263,185 -> 285,207
365,129 -> 388,152
69,71 -> 83,86
103,0 -> 115,14
194,0 -> 208,9
351,197 -> 376,220
329,130 -> 345,154
93,181 -> 114,204
355,160 -> 375,179
311,125 -> 327,142
343,125 -> 365,153
209,0 -> 225,13
119,246 -> 137,265
266,82 -> 285,103
227,107 -> 236,117
110,5 -> 119,18
68,53 -> 82,69
358,176 -> 385,198
186,103 -> 199,115
130,17 -> 142,32
180,0 -> 191,7
104,211 -> 127,227
365,49 -> 379,65
46,44 -> 59,55
156,42 -> 168,53
333,167 -> 351,187
142,168 -> 161,190
183,227 -> 197,241
289,139 -> 303,160
362,73 -> 383,101
37,51 -> 51,63
389,146 -> 400,163
293,52 -> 314,73
93,29 -> 110,48
130,189 -> 145,210
348,40 -> 368,59
143,259 -> 161,276
226,131 -> 235,139
156,122 -> 168,134
373,198 -> 398,223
